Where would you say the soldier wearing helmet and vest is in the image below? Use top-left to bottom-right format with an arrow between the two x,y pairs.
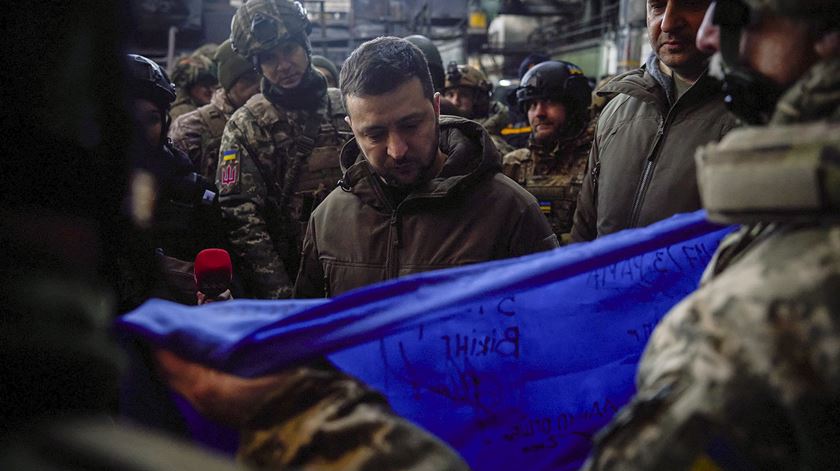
170,39 -> 261,180
443,62 -> 514,155
124,54 -> 222,308
583,0 -> 840,469
501,61 -> 593,243
169,52 -> 219,121
217,0 -> 350,300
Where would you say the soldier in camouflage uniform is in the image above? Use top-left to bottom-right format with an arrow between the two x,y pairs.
170,39 -> 261,180
443,63 -> 514,155
502,61 -> 593,243
584,0 -> 840,469
170,52 -> 219,121
217,0 -> 350,299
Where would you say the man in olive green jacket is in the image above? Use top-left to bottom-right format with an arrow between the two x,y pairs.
294,37 -> 558,298
570,0 -> 738,242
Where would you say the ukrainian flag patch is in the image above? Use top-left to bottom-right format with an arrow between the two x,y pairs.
539,201 -> 552,214
223,150 -> 237,161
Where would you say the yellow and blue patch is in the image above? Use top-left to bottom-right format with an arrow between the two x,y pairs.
223,149 -> 238,161
539,201 -> 552,215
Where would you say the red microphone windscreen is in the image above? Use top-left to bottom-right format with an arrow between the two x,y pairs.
194,248 -> 232,296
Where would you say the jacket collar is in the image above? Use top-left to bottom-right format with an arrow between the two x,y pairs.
210,87 -> 237,118
337,115 -> 501,210
599,54 -> 718,115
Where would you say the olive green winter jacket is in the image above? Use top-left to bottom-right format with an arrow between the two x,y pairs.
571,62 -> 738,242
294,115 -> 558,298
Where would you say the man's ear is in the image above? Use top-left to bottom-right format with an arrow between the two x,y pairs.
344,115 -> 352,128
433,92 -> 441,118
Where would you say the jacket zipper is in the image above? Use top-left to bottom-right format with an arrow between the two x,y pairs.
386,209 -> 401,279
627,74 -> 707,228
627,123 -> 666,227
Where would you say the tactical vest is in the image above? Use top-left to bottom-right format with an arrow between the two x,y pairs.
697,120 -> 840,279
196,104 -> 229,180
504,142 -> 590,240
697,120 -> 840,225
242,88 -> 351,248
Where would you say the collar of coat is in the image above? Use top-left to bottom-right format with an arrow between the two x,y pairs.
210,87 -> 238,118
337,115 -> 502,209
596,55 -> 722,115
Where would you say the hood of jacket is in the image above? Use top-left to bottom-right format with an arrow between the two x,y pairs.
337,115 -> 502,210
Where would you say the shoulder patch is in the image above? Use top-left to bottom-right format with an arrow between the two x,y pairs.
218,149 -> 241,195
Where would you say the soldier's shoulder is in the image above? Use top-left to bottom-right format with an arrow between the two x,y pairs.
170,106 -> 209,135
502,147 -> 531,165
170,102 -> 197,119
229,93 -> 283,127
707,120 -> 840,155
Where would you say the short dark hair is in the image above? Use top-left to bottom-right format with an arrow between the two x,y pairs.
339,36 -> 434,113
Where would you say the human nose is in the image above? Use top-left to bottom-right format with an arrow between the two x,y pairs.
696,2 -> 720,54
387,132 -> 408,160
661,1 -> 686,32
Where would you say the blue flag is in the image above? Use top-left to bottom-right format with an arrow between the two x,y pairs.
117,210 -> 733,470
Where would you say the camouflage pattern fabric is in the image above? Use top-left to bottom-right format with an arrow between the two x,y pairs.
476,101 -> 514,156
583,58 -> 840,470
502,128 -> 592,244
216,87 -> 349,299
238,362 -> 470,470
170,90 -> 202,122
170,53 -> 217,90
170,87 -> 237,180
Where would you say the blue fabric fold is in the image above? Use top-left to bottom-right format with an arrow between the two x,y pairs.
116,210 -> 733,470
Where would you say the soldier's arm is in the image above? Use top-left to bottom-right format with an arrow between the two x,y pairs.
154,348 -> 470,470
237,361 -> 470,471
217,119 -> 292,299
293,216 -> 327,298
582,298 -> 764,471
570,138 -> 599,242
169,110 -> 204,172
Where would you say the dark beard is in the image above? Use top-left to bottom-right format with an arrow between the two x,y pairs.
382,122 -> 441,191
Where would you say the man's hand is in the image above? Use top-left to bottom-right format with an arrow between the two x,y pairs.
154,349 -> 289,426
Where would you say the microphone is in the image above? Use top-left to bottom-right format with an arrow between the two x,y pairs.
193,248 -> 232,297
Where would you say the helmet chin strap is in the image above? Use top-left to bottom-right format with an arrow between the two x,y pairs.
718,24 -> 783,124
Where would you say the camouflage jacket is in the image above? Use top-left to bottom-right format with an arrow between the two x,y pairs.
584,58 -> 840,471
217,83 -> 349,299
238,361 -> 470,470
501,129 -> 592,244
170,89 -> 203,122
476,101 -> 515,156
170,88 -> 237,180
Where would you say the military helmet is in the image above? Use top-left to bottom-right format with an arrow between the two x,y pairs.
170,53 -> 218,90
404,34 -> 445,92
126,54 -> 176,109
214,39 -> 256,91
444,63 -> 492,93
230,0 -> 312,60
514,60 -> 592,114
514,60 -> 593,140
